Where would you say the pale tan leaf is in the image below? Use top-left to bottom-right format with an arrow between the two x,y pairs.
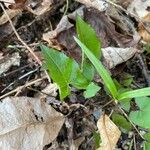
29,0 -> 53,15
102,47 -> 138,69
97,114 -> 121,150
0,96 -> 65,150
0,9 -> 21,25
75,0 -> 108,12
0,0 -> 15,8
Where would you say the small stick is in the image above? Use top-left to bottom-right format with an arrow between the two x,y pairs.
0,3 -> 42,65
118,106 -> 144,140
0,76 -> 47,100
0,3 -> 51,81
137,54 -> 150,86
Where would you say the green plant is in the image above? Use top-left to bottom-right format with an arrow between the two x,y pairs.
42,15 -> 150,148
74,37 -> 150,101
41,16 -> 101,100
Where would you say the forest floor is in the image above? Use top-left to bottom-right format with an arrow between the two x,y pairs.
0,0 -> 150,150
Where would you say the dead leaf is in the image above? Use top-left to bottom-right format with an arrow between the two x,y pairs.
0,52 -> 20,75
0,96 -> 65,150
29,0 -> 53,15
97,114 -> 121,150
138,13 -> 150,43
1,0 -> 15,8
0,9 -> 21,25
102,47 -> 138,69
75,0 -> 108,12
127,0 -> 150,18
43,7 -> 138,67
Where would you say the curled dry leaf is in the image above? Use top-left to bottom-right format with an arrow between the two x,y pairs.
127,0 -> 150,42
0,96 -> 65,150
75,0 -> 108,12
102,47 -> 138,69
97,114 -> 121,150
0,52 -> 20,75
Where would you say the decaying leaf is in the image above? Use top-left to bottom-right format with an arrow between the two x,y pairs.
138,13 -> 150,43
43,7 -> 138,69
97,114 -> 121,150
127,0 -> 150,18
127,0 -> 150,42
75,0 -> 108,12
0,9 -> 21,25
0,96 -> 65,150
0,52 -> 20,75
28,0 -> 53,15
102,47 -> 138,69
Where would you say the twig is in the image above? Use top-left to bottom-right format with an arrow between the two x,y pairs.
0,3 -> 42,65
0,76 -> 47,100
118,106 -> 144,140
0,3 -> 51,82
1,67 -> 40,93
137,54 -> 150,86
63,0 -> 69,16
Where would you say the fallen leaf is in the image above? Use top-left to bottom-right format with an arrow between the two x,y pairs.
127,0 -> 150,42
29,0 -> 53,15
75,0 -> 108,12
138,13 -> 150,43
0,9 -> 21,25
0,52 -> 20,75
102,47 -> 138,69
0,96 -> 65,149
97,114 -> 121,150
127,0 -> 150,18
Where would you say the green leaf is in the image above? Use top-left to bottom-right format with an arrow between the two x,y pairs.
76,16 -> 101,81
82,62 -> 95,81
74,37 -> 118,99
112,113 -> 132,133
144,132 -> 150,142
144,142 -> 150,150
119,98 -> 131,112
93,131 -> 101,149
71,69 -> 90,89
121,73 -> 133,87
84,82 -> 101,98
76,15 -> 101,59
41,45 -> 89,100
117,87 -> 150,100
129,97 -> 150,128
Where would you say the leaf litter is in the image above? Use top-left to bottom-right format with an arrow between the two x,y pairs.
0,0 -> 149,149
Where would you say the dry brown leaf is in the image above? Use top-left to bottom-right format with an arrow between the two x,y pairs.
97,114 -> 121,150
75,0 -> 108,12
0,96 -> 65,150
127,0 -> 150,42
0,9 -> 21,25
